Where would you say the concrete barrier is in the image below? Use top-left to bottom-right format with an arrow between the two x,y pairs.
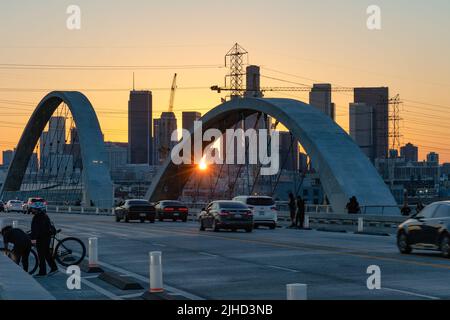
0,254 -> 54,300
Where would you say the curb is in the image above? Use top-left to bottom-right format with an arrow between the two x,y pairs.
98,272 -> 144,290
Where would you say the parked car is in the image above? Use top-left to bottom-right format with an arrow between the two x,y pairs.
155,200 -> 189,222
199,200 -> 253,232
5,200 -> 24,213
115,199 -> 156,223
233,196 -> 277,229
0,201 -> 4,212
397,201 -> 450,258
23,197 -> 47,214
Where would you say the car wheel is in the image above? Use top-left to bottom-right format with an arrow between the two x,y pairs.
125,216 -> 129,223
270,223 -> 276,230
212,219 -> 220,232
397,232 -> 412,254
115,216 -> 121,222
245,228 -> 253,233
159,217 -> 164,222
440,234 -> 450,258
140,218 -> 146,223
172,218 -> 177,222
199,219 -> 205,231
182,217 -> 187,222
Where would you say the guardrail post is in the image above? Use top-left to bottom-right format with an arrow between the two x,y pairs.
287,283 -> 307,300
56,206 -> 59,213
89,237 -> 99,268
68,206 -> 72,213
149,251 -> 163,293
304,215 -> 310,229
12,221 -> 18,229
358,217 -> 364,233
96,207 -> 99,214
81,207 -> 84,214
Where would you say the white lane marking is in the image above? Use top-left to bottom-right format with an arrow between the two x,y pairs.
153,243 -> 167,247
89,259 -> 204,300
199,252 -> 218,258
119,292 -> 145,299
57,267 -> 122,300
267,265 -> 299,273
382,287 -> 440,300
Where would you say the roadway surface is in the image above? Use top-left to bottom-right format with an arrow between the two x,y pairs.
2,211 -> 450,300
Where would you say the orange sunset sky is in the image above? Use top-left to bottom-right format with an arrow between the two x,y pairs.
0,1 -> 449,163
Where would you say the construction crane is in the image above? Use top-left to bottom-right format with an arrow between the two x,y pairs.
210,85 -> 354,93
168,73 -> 177,113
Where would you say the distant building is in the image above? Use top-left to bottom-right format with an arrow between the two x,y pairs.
128,90 -> 153,165
2,150 -> 14,167
279,132 -> 299,171
153,112 -> 177,165
427,152 -> 439,165
442,163 -> 450,177
182,112 -> 201,132
244,65 -> 263,98
400,143 -> 419,163
354,87 -> 389,161
349,102 -> 373,159
105,142 -> 128,173
309,84 -> 334,120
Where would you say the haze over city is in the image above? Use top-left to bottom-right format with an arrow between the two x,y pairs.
1,0 -> 449,163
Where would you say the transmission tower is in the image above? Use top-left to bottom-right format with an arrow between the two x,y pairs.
389,94 -> 402,151
224,43 -> 248,100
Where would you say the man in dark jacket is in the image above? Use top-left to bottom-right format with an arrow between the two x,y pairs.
288,193 -> 296,228
30,209 -> 58,276
1,225 -> 32,272
296,196 -> 306,229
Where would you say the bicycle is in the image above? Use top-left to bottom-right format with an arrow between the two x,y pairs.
26,229 -> 86,275
0,246 -> 39,275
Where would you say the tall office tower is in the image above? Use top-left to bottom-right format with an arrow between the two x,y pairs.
153,118 -> 161,165
349,103 -> 374,159
400,143 -> 419,163
279,132 -> 300,171
427,152 -> 440,164
48,116 -> 66,154
128,90 -> 152,164
2,150 -> 14,167
354,87 -> 389,160
309,84 -> 334,120
182,112 -> 201,132
154,112 -> 177,165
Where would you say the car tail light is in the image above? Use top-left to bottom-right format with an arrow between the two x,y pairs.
271,207 -> 277,211
164,207 -> 174,212
245,210 -> 253,216
179,207 -> 188,212
219,210 -> 230,216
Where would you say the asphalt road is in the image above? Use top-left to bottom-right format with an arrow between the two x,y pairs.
2,211 -> 450,300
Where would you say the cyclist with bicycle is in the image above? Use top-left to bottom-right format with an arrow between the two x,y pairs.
30,204 -> 58,276
1,220 -> 32,272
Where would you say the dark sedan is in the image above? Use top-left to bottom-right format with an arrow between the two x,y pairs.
155,200 -> 189,222
0,201 -> 4,212
397,201 -> 450,258
115,199 -> 156,223
199,200 -> 253,232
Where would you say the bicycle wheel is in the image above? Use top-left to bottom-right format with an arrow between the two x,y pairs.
28,249 -> 39,275
54,237 -> 86,267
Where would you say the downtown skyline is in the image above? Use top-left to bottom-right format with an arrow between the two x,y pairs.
0,0 -> 449,163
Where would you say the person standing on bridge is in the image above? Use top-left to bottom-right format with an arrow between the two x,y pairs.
30,206 -> 58,276
288,193 -> 297,228
296,196 -> 306,229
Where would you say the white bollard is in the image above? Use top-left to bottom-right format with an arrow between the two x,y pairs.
88,237 -> 99,267
96,207 -> 99,214
358,217 -> 364,233
12,221 -> 19,229
81,207 -> 84,214
287,283 -> 307,300
149,251 -> 163,293
56,206 -> 59,213
68,206 -> 72,213
304,215 -> 310,229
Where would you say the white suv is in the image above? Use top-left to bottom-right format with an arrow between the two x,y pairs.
233,196 -> 277,229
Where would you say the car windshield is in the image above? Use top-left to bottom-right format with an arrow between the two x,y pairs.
11,201 -> 21,204
162,201 -> 184,206
246,197 -> 275,206
31,198 -> 45,203
128,200 -> 150,206
217,202 -> 248,209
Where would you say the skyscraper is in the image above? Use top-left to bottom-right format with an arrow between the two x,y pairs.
309,84 -> 334,120
128,90 -> 152,165
153,112 -> 177,165
400,143 -> 418,163
182,112 -> 201,132
354,87 -> 389,161
349,102 -> 373,159
427,152 -> 439,164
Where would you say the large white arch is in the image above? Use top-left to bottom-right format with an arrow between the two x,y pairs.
0,91 -> 113,208
146,98 -> 398,214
